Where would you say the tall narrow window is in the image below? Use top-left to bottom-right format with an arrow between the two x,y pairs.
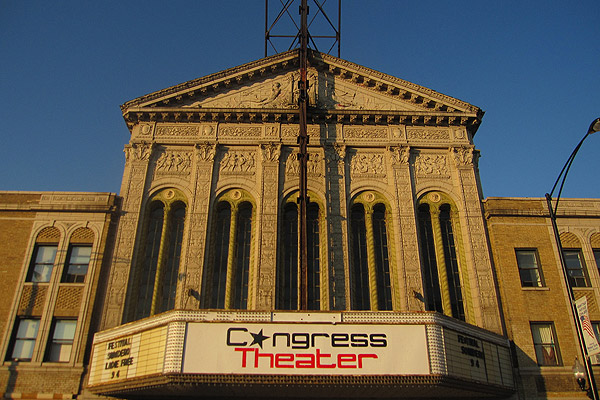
232,203 -> 252,309
531,322 -> 561,366
563,250 -> 588,287
594,249 -> 600,276
418,204 -> 443,313
202,190 -> 255,310
7,318 -> 40,361
133,203 -> 164,320
307,203 -> 321,310
278,204 -> 298,309
372,204 -> 392,311
349,194 -> 394,311
158,204 -> 186,313
126,189 -> 187,322
27,245 -> 57,283
45,319 -> 77,362
416,193 -> 468,321
62,246 -> 91,283
516,249 -> 543,287
439,204 -> 465,321
208,203 -> 231,309
350,204 -> 370,310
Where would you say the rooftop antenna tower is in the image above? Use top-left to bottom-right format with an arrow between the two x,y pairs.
265,0 -> 341,58
266,0 -> 341,310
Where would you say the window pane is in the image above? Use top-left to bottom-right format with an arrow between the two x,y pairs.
564,250 -> 588,287
46,320 -> 76,362
418,204 -> 443,313
232,203 -> 252,309
592,322 -> 600,365
594,250 -> 600,271
278,204 -> 298,310
63,245 -> 91,283
350,204 -> 370,310
307,202 -> 321,310
440,204 -> 465,321
531,323 -> 560,366
516,250 -> 542,287
372,204 -> 392,311
204,202 -> 231,309
10,319 -> 40,361
159,205 -> 186,313
27,245 -> 57,282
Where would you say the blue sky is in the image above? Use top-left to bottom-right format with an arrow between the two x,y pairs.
1,1 -> 598,199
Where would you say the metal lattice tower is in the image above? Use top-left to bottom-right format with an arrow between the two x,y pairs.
265,0 -> 341,58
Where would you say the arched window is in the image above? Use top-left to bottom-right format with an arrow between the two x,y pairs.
202,190 -> 254,310
417,193 -> 467,321
349,192 -> 394,311
126,189 -> 187,322
276,194 -> 322,310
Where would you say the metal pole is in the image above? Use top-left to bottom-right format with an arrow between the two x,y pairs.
298,0 -> 309,310
545,117 -> 600,399
546,194 -> 599,399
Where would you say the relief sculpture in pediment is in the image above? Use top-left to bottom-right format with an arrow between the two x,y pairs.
181,68 -> 423,112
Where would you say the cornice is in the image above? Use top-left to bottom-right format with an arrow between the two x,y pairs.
123,107 -> 481,132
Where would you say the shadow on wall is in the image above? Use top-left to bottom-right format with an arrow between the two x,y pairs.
511,341 -> 583,398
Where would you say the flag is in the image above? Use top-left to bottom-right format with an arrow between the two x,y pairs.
575,296 -> 600,357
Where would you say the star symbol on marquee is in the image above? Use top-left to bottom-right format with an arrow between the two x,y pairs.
249,329 -> 269,348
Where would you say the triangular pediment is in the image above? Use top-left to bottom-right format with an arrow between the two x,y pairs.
121,50 -> 483,132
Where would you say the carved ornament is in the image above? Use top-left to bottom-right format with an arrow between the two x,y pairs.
155,150 -> 192,174
261,143 -> 281,162
407,128 -> 450,141
344,126 -> 387,139
451,146 -> 474,166
414,154 -> 448,176
350,153 -> 385,176
219,126 -> 261,137
389,146 -> 410,165
156,125 -> 198,137
125,142 -> 152,162
195,143 -> 216,162
285,151 -> 322,176
220,150 -> 256,174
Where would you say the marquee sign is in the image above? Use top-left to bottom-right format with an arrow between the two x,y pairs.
182,323 -> 430,375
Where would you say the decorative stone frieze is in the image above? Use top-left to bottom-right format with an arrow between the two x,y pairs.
407,128 -> 450,141
350,153 -> 385,177
219,150 -> 256,174
219,126 -> 261,138
155,150 -> 193,174
156,125 -> 198,137
414,154 -> 449,177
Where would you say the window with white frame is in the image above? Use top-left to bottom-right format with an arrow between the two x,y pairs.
45,319 -> 77,362
7,318 -> 40,361
26,245 -> 57,283
62,245 -> 91,283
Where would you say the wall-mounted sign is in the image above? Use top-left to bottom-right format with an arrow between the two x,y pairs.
88,325 -> 167,386
182,323 -> 429,375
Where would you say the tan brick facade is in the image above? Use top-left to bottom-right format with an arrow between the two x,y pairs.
0,192 -> 118,399
485,197 -> 600,399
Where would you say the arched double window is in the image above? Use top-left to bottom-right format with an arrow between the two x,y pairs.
349,192 -> 394,311
276,193 -> 323,310
417,192 -> 468,321
202,189 -> 254,310
126,189 -> 186,322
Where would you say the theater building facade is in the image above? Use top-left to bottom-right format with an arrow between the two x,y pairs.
0,50 -> 597,399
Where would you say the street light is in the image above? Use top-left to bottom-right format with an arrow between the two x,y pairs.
545,117 -> 600,400
574,357 -> 593,397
